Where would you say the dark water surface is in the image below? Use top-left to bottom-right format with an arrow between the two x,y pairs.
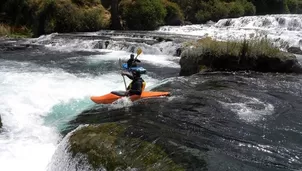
68,72 -> 302,171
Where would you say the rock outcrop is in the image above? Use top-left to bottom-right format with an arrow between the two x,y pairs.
287,46 -> 302,55
68,123 -> 184,171
180,39 -> 302,76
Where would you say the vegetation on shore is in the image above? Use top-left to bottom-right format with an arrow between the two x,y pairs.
180,37 -> 302,75
1,0 -> 110,37
0,24 -> 33,38
171,0 -> 302,23
1,0 -> 302,37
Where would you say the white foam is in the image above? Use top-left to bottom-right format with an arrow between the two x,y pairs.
219,95 -> 274,122
0,58 -> 161,171
157,14 -> 302,50
86,50 -> 180,68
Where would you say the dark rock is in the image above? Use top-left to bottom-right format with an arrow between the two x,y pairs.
105,40 -> 109,48
180,48 -> 302,76
176,48 -> 182,56
206,20 -> 215,25
68,123 -> 184,170
166,16 -> 184,26
0,115 -> 2,129
287,46 -> 302,55
183,21 -> 192,25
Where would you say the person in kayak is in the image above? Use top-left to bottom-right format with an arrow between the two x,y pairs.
121,70 -> 146,96
127,54 -> 141,68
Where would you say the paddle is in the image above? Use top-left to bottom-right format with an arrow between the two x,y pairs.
134,48 -> 142,60
119,58 -> 127,90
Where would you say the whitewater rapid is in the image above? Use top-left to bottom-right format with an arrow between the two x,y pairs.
0,48 -> 173,171
157,14 -> 302,51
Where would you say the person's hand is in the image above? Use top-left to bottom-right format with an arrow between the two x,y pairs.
121,71 -> 127,76
125,90 -> 130,96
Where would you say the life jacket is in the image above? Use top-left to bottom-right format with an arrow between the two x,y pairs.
128,78 -> 146,94
142,81 -> 146,91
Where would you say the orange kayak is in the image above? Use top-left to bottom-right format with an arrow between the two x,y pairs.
90,91 -> 170,104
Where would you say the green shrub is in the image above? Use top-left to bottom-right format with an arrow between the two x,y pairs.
120,0 -> 167,30
195,0 -> 228,23
287,0 -> 298,13
71,0 -> 100,6
243,1 -> 256,16
0,24 -> 11,36
32,0 -> 109,35
162,0 -> 184,25
0,24 -> 32,37
194,37 -> 281,58
298,1 -> 302,13
229,1 -> 245,18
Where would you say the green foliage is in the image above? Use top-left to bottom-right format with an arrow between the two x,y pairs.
196,0 -> 227,23
287,0 -> 298,13
243,1 -> 256,16
120,0 -> 167,30
0,24 -> 10,36
193,37 -> 281,58
2,0 -> 32,26
229,1 -> 245,18
0,24 -> 32,38
298,1 -> 302,13
251,0 -> 296,14
162,0 -> 184,25
71,0 -> 100,6
1,0 -> 110,37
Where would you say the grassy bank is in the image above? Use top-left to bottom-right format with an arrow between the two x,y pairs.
180,38 -> 302,75
0,24 -> 33,38
193,37 -> 281,59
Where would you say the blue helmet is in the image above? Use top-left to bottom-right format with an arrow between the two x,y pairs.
132,70 -> 141,78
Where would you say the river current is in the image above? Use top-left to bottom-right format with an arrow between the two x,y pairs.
0,14 -> 302,171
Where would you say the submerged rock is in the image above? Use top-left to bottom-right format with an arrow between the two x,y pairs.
287,46 -> 302,55
68,123 -> 184,171
180,39 -> 302,76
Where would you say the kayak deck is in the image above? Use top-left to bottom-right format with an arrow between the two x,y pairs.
122,63 -> 146,74
91,91 -> 170,104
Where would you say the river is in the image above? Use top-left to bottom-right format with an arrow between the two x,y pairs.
0,14 -> 302,171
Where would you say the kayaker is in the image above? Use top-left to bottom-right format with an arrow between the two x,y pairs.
121,70 -> 146,96
127,54 -> 141,68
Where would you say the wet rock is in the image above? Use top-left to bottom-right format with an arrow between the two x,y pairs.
68,123 -> 184,171
287,46 -> 302,55
105,41 -> 109,48
166,16 -> 183,26
180,47 -> 302,76
0,115 -> 2,129
183,21 -> 192,25
176,48 -> 182,56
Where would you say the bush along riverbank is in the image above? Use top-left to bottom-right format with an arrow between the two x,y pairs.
0,0 -> 183,37
0,24 -> 33,38
2,0 -> 302,37
179,38 -> 302,76
0,0 -> 111,37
